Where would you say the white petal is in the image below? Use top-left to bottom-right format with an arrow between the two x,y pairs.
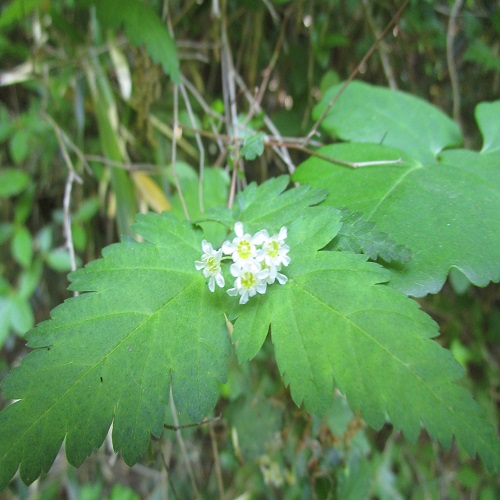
278,227 -> 287,240
276,272 -> 288,285
201,240 -> 212,253
215,273 -> 225,288
234,222 -> 244,237
208,276 -> 215,292
227,287 -> 239,297
252,229 -> 268,245
257,268 -> 270,280
230,263 -> 242,277
222,241 -> 235,254
281,255 -> 291,266
195,260 -> 205,270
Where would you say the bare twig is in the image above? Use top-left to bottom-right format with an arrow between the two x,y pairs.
261,0 -> 280,23
220,0 -> 243,208
446,0 -> 464,129
168,386 -> 200,497
181,76 -> 227,160
209,421 -> 225,499
164,415 -> 221,431
179,83 -> 206,212
44,114 -> 83,289
303,0 -> 409,146
85,155 -> 160,172
63,169 -> 82,277
171,85 -> 190,220
159,443 -> 180,500
242,11 -> 288,127
276,141 -> 404,168
362,0 -> 398,89
43,112 -> 92,174
234,72 -> 296,173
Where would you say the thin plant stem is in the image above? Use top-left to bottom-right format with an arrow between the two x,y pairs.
159,444 -> 180,500
220,0 -> 242,208
168,385 -> 200,497
171,85 -> 190,220
180,83 -> 206,213
303,0 -> 409,146
447,0 -> 464,131
181,76 -> 227,160
209,421 -> 225,499
85,155 -> 161,172
45,114 -> 83,289
242,11 -> 288,127
362,0 -> 398,89
234,72 -> 296,173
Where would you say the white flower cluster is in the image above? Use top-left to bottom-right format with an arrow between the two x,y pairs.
195,222 -> 290,304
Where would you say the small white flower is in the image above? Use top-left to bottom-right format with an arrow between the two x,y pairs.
260,261 -> 288,286
195,240 -> 225,292
222,222 -> 266,265
258,226 -> 291,268
227,259 -> 269,304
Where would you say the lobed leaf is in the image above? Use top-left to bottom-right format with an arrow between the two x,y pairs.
294,131 -> 500,297
0,213 -> 229,488
231,207 -> 500,471
232,175 -> 327,233
329,208 -> 412,264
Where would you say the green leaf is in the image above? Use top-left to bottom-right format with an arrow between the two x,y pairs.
11,225 -> 33,268
226,393 -> 283,460
18,260 -> 43,299
230,206 -> 500,472
73,197 -> 100,223
0,213 -> 229,487
0,178 -> 498,489
463,39 -> 500,73
45,249 -> 74,272
294,140 -> 500,296
477,101 -> 500,154
231,175 -> 327,233
87,59 -> 137,237
241,132 -> 266,161
9,295 -> 34,335
0,168 -> 30,197
0,0 -> 44,29
88,0 -> 180,83
168,163 -> 230,244
314,81 -> 462,164
329,208 -> 412,264
0,297 -> 12,347
0,223 -> 13,244
9,130 -> 29,164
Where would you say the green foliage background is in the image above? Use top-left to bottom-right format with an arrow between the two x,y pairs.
0,0 -> 499,498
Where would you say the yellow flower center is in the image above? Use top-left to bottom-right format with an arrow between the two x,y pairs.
241,271 -> 256,289
237,240 -> 252,259
206,256 -> 219,273
268,240 -> 280,258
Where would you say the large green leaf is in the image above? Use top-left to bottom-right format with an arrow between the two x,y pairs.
1,178 -> 498,489
230,205 -> 500,472
313,81 -> 462,164
295,100 -> 500,296
0,213 -> 229,488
